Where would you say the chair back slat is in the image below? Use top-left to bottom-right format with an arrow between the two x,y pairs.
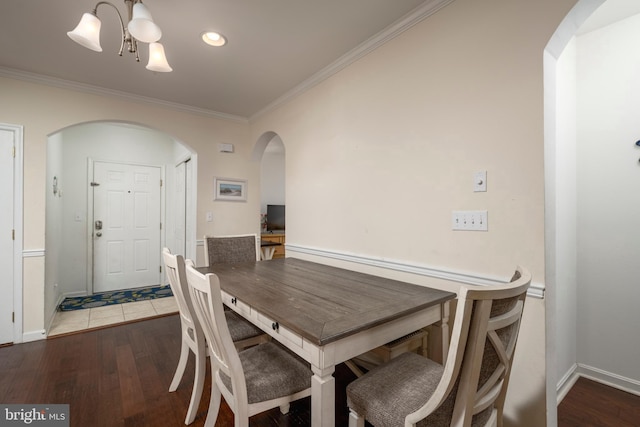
185,263 -> 249,407
450,269 -> 530,427
162,248 -> 198,335
402,267 -> 530,427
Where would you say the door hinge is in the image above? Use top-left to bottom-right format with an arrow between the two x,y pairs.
12,229 -> 15,240
12,146 -> 16,158
90,182 -> 100,187
160,222 -> 162,230
159,266 -> 162,273
160,179 -> 163,187
12,312 -> 15,323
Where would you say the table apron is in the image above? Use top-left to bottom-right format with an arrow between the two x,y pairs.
317,306 -> 443,368
223,288 -> 443,369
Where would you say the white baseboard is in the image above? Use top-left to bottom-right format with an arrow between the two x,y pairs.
556,363 -> 640,404
577,364 -> 640,397
23,329 -> 47,343
63,290 -> 89,298
556,364 -> 579,404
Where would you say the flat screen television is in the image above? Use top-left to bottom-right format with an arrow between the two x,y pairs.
266,204 -> 285,232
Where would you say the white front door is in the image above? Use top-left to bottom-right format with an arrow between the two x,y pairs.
93,161 -> 162,293
0,128 -> 15,344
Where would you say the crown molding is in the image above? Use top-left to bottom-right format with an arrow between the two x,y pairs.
1,0 -> 455,124
249,0 -> 456,121
0,66 -> 248,123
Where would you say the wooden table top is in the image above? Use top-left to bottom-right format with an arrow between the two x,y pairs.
196,258 -> 455,346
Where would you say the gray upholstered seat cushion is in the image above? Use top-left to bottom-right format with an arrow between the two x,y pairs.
220,341 -> 312,404
347,352 -> 443,427
225,310 -> 264,341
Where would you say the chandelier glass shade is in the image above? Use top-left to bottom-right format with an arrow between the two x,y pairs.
67,13 -> 103,52
67,0 -> 171,72
146,42 -> 172,72
128,2 -> 161,43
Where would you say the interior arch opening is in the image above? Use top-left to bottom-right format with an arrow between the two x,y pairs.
45,121 -> 197,330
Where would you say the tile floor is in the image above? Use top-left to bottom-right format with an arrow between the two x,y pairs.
48,297 -> 179,337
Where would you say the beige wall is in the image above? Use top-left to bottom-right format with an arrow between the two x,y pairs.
250,0 -> 577,425
0,75 -> 260,336
252,0 -> 574,281
2,0 -> 582,425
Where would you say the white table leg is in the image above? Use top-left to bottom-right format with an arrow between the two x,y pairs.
311,365 -> 335,427
427,301 -> 451,364
260,247 -> 276,260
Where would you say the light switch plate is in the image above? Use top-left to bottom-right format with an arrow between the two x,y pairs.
474,171 -> 487,192
452,210 -> 488,231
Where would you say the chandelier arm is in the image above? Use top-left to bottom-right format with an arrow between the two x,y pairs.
92,1 -> 128,56
133,39 -> 140,62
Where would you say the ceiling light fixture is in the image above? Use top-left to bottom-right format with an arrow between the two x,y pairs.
67,0 -> 172,72
201,31 -> 227,47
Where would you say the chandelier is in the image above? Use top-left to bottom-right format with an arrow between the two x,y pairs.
67,0 -> 172,72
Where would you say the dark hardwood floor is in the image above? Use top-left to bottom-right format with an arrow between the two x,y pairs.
0,314 -> 357,427
2,314 -> 638,427
558,377 -> 640,427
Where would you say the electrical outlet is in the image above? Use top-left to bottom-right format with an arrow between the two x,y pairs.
206,212 -> 213,222
452,210 -> 488,231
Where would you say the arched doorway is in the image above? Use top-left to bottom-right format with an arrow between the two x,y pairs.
252,131 -> 286,256
545,1 -> 640,424
44,121 -> 197,327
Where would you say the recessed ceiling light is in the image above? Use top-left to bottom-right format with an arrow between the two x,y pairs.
202,31 -> 227,47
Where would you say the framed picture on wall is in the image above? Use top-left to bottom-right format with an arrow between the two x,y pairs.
214,177 -> 247,201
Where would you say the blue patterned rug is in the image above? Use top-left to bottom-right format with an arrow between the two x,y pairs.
58,285 -> 173,311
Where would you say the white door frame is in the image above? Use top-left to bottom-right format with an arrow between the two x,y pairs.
86,158 -> 166,295
1,123 -> 23,344
174,152 -> 198,262
544,1 -> 607,424
174,161 -> 187,256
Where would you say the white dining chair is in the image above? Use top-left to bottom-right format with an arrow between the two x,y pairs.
346,267 -> 531,427
162,248 -> 267,425
185,263 -> 312,427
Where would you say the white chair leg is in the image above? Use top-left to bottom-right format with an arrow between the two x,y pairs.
279,403 -> 290,414
184,343 -> 206,424
349,409 -> 365,427
204,383 -> 222,427
234,406 -> 250,427
169,339 -> 190,392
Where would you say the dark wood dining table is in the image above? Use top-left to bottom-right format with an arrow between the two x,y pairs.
197,257 -> 455,427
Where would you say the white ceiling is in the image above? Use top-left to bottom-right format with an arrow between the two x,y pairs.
2,1 -> 638,121
0,0 -> 448,120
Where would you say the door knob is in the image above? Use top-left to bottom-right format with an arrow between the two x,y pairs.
96,232 -> 102,237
